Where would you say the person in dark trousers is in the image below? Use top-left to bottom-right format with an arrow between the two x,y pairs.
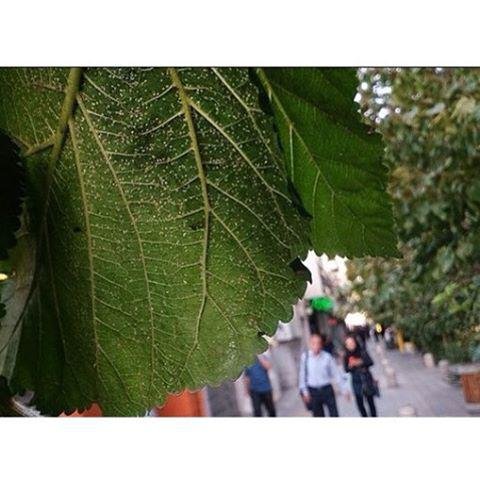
320,333 -> 335,356
344,335 -> 378,417
244,353 -> 276,417
299,334 -> 347,417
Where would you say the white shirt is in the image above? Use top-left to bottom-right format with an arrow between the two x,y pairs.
298,350 -> 344,394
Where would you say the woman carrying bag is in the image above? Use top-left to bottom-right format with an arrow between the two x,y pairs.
344,335 -> 379,417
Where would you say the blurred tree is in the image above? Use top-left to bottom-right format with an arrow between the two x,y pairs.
350,68 -> 480,363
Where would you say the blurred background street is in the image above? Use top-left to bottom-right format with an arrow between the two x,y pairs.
274,340 -> 476,417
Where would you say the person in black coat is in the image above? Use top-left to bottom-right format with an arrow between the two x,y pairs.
344,335 -> 378,417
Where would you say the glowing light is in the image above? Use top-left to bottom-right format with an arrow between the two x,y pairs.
345,312 -> 367,327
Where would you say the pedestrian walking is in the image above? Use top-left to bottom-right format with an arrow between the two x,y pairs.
299,333 -> 347,417
384,326 -> 396,350
344,335 -> 378,417
244,353 -> 276,417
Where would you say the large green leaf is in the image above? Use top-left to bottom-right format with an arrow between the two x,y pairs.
0,68 -> 309,415
256,68 -> 398,257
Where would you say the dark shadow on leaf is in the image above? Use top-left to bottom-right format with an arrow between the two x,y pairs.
289,256 -> 312,284
0,131 -> 26,260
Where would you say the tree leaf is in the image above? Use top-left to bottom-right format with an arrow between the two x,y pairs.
256,68 -> 398,257
0,68 -> 309,415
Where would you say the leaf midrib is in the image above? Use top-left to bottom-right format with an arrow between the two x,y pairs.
168,68 -> 210,374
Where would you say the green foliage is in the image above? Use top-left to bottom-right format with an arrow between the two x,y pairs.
351,68 -> 480,363
0,67 -> 396,415
257,68 -> 397,257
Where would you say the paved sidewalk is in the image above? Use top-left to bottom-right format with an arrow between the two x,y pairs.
276,341 -> 476,417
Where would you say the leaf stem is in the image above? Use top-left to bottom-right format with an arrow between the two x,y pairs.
2,68 -> 84,371
47,68 -> 83,194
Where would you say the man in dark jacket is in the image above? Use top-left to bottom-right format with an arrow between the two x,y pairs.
244,353 -> 276,417
344,335 -> 378,417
